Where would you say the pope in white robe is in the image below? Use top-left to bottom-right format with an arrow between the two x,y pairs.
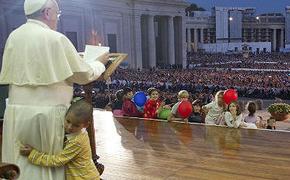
0,0 -> 106,179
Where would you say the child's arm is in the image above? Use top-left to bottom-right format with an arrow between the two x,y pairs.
224,112 -> 234,128
156,102 -> 165,115
202,106 -> 209,115
168,102 -> 183,121
167,112 -> 174,121
167,113 -> 184,122
202,102 -> 212,115
235,115 -> 243,128
122,101 -> 141,117
20,141 -> 81,167
122,100 -> 132,116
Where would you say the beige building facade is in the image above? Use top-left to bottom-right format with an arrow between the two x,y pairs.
0,0 -> 189,69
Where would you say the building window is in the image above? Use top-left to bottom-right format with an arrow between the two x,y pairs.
66,32 -> 78,50
107,34 -> 117,53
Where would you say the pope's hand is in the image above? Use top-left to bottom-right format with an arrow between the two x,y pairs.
20,144 -> 33,156
98,53 -> 110,65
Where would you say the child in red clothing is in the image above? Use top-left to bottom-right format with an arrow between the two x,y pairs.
143,88 -> 164,119
122,87 -> 142,117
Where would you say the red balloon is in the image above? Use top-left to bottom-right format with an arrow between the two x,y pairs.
177,100 -> 193,118
223,89 -> 238,105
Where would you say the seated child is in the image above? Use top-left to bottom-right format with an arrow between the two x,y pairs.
224,101 -> 257,129
203,90 -> 226,125
122,87 -> 142,117
267,117 -> 276,130
112,89 -> 124,116
256,116 -> 267,129
143,88 -> 164,119
20,99 -> 100,180
168,90 -> 190,122
244,101 -> 258,124
188,100 -> 203,123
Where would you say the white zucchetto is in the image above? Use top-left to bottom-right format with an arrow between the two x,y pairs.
24,0 -> 48,15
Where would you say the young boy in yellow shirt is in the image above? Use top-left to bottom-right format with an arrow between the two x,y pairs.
20,99 -> 100,180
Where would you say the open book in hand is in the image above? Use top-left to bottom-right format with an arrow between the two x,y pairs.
83,45 -> 110,63
80,45 -> 128,80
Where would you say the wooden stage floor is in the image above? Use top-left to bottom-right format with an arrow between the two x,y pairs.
93,110 -> 290,180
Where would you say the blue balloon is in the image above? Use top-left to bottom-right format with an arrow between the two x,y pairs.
133,91 -> 147,107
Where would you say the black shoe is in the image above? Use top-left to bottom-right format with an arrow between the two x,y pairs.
93,155 -> 104,175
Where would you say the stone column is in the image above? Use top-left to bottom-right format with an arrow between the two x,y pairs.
122,14 -> 133,68
200,28 -> 204,44
168,16 -> 175,65
194,28 -> 198,52
133,14 -> 143,69
272,28 -> 277,51
266,28 -> 269,42
257,29 -> 260,42
148,15 -> 156,68
187,28 -> 191,52
160,17 -> 168,65
181,16 -> 187,69
280,29 -> 284,49
0,7 -> 6,56
208,28 -> 211,43
251,28 -> 254,42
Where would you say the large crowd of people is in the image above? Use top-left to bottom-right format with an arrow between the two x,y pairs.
187,52 -> 290,70
72,52 -> 289,132
103,69 -> 288,98
73,52 -> 290,111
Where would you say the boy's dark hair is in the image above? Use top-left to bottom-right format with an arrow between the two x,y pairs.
115,89 -> 124,101
192,99 -> 202,106
123,87 -> 132,96
247,101 -> 256,116
66,99 -> 93,123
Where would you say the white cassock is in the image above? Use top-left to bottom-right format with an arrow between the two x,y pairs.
0,19 -> 105,180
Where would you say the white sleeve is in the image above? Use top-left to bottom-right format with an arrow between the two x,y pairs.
87,61 -> 106,78
225,112 -> 234,127
233,115 -> 243,128
171,102 -> 180,115
204,102 -> 214,109
67,61 -> 105,85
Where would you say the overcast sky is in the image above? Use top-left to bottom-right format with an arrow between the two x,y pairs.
188,0 -> 290,14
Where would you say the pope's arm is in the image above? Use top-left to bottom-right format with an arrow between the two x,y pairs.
67,60 -> 105,85
28,140 -> 81,167
60,35 -> 106,85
